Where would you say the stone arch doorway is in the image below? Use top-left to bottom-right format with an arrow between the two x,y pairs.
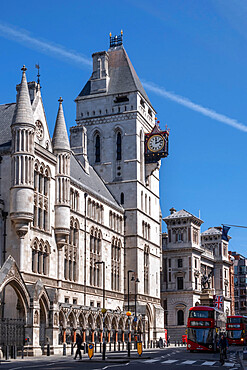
39,299 -> 47,350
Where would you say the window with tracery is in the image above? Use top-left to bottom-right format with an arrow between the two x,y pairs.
109,211 -> 123,233
31,238 -> 50,275
111,238 -> 121,291
70,188 -> 79,211
142,221 -> 150,240
33,162 -> 50,231
89,228 -> 102,287
144,245 -> 149,294
64,218 -> 79,281
87,198 -> 104,224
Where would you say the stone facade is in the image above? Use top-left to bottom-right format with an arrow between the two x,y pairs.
161,208 -> 232,341
0,40 -> 165,355
231,252 -> 247,315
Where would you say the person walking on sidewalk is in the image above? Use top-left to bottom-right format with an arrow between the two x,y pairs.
74,333 -> 83,360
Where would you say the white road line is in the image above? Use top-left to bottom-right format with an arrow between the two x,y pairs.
161,359 -> 178,364
223,363 -> 235,367
180,360 -> 197,365
200,361 -> 216,366
144,359 -> 159,363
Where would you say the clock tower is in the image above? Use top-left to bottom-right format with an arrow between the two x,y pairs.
70,33 -> 168,340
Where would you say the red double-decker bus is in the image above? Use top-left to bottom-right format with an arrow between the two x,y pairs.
187,306 -> 225,352
226,315 -> 247,345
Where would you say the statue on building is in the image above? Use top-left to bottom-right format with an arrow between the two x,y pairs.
201,270 -> 213,290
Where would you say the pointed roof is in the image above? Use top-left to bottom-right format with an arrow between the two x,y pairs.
52,97 -> 70,151
12,66 -> 34,127
78,46 -> 151,106
201,227 -> 222,236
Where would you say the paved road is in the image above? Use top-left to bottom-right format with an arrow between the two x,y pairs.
0,346 -> 243,369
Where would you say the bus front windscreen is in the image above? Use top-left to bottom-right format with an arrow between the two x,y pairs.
227,317 -> 242,324
189,311 -> 214,319
227,330 -> 242,339
187,328 -> 214,344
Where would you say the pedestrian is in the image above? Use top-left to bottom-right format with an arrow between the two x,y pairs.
74,333 -> 83,360
218,334 -> 229,364
159,337 -> 163,348
167,336 -> 170,346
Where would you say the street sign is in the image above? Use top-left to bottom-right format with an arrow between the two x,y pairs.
137,341 -> 143,356
88,343 -> 94,359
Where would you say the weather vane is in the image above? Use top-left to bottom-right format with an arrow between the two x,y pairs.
35,64 -> 40,85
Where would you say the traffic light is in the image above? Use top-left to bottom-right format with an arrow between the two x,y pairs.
25,337 -> 30,344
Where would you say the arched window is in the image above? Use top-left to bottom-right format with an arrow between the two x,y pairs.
116,132 -> 122,161
89,228 -> 102,287
144,245 -> 149,294
64,218 -> 79,281
177,310 -> 184,326
31,239 -> 50,275
33,162 -> 50,231
111,238 -> 121,291
95,134 -> 100,163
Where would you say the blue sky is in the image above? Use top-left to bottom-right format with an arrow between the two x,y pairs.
0,0 -> 247,255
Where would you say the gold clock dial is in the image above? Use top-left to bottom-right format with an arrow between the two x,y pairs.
147,135 -> 164,152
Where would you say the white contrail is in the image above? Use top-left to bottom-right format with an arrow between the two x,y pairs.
142,81 -> 247,133
0,23 -> 91,68
0,22 -> 246,132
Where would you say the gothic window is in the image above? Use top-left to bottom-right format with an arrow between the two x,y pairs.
70,188 -> 79,211
144,245 -> 149,295
116,132 -> 122,161
64,218 -> 79,281
177,310 -> 184,326
31,239 -> 50,275
89,228 -> 102,287
33,163 -> 50,231
111,238 -> 121,291
95,134 -> 100,163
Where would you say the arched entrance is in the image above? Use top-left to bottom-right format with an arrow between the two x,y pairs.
39,300 -> 47,350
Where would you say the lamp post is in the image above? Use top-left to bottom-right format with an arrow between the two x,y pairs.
127,269 -> 134,357
95,261 -> 106,360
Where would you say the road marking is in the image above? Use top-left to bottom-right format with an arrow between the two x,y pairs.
200,361 -> 216,366
144,359 -> 159,363
223,363 -> 235,367
180,360 -> 197,365
161,359 -> 178,364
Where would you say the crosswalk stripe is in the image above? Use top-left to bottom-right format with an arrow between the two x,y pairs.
161,360 -> 178,364
200,361 -> 216,366
180,360 -> 197,365
144,359 -> 159,363
223,363 -> 235,367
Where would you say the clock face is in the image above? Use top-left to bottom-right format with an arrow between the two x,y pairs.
147,134 -> 165,152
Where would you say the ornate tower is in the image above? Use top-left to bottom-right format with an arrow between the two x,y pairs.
71,34 -> 165,339
10,66 -> 35,269
52,98 -> 71,274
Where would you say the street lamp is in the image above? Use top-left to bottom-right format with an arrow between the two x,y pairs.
95,261 -> 106,360
127,269 -> 134,357
131,275 -> 140,341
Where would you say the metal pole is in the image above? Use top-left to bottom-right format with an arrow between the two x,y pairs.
127,270 -> 133,358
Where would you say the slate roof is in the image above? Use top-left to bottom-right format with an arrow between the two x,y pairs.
201,227 -> 222,236
164,209 -> 198,220
78,46 -> 151,105
70,154 -> 122,209
0,103 -> 15,148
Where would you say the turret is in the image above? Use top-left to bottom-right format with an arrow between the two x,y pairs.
52,97 -> 71,248
10,65 -> 35,237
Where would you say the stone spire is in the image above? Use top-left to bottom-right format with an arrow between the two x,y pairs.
52,97 -> 70,152
12,65 -> 34,127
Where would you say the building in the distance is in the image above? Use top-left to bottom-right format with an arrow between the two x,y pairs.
230,252 -> 247,315
0,34 -> 169,355
161,208 -> 232,341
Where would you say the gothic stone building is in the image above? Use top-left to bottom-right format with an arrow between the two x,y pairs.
0,40 -> 164,354
161,208 -> 232,341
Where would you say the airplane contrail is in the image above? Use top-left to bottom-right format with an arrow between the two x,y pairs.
0,22 -> 246,132
0,23 -> 91,68
142,81 -> 247,133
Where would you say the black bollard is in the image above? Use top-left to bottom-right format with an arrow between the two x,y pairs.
84,343 -> 87,354
21,346 -> 24,359
114,341 -> 116,351
47,343 -> 50,356
13,345 -> 17,359
5,345 -> 9,360
178,341 -> 180,346
118,341 -> 120,351
100,342 -> 102,353
175,340 -> 176,346
71,343 -> 73,356
63,343 -> 66,356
